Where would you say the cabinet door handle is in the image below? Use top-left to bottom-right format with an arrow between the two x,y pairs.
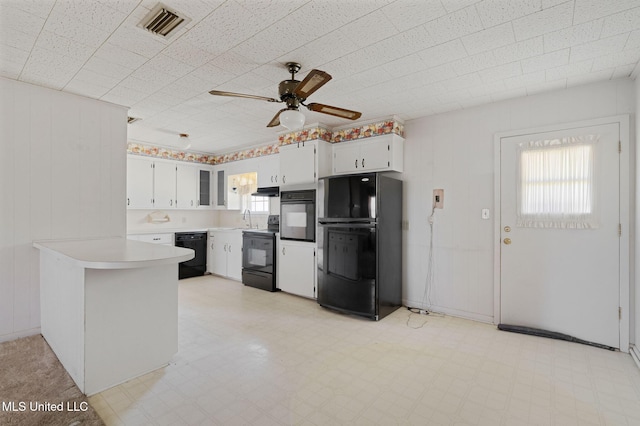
282,247 -> 285,255
224,243 -> 227,251
282,175 -> 286,184
127,198 -> 130,206
191,200 -> 194,206
355,159 -> 358,168
362,158 -> 365,168
211,243 -> 214,249
229,245 -> 232,253
275,175 -> 277,182
170,199 -> 173,206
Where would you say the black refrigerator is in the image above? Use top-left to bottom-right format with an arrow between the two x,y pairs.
317,173 -> 402,320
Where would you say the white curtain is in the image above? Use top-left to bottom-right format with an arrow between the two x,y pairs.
517,134 -> 598,229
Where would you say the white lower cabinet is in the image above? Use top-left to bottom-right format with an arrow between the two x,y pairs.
278,240 -> 316,299
208,230 -> 242,281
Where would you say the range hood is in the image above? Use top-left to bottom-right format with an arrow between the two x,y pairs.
252,186 -> 279,197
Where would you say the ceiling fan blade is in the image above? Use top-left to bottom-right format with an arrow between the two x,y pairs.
267,109 -> 287,127
306,103 -> 362,120
293,69 -> 332,99
209,90 -> 280,103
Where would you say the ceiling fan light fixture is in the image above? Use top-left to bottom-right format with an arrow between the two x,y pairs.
280,109 -> 305,130
179,133 -> 191,150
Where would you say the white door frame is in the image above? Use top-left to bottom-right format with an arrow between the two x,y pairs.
493,115 -> 630,353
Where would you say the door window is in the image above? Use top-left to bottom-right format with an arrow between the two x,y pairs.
517,134 -> 598,229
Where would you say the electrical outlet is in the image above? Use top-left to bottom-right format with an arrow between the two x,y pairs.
433,189 -> 444,209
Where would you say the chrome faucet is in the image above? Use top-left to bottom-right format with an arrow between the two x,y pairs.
243,209 -> 252,229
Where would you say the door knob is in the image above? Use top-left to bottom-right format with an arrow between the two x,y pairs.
503,238 -> 512,245
504,226 -> 511,232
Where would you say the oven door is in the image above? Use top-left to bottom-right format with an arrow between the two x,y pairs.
280,200 -> 315,242
317,223 -> 377,318
242,233 -> 274,274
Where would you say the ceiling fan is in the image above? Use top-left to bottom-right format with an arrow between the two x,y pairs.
209,62 -> 362,130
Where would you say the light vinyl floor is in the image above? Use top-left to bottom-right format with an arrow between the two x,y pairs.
90,275 -> 640,425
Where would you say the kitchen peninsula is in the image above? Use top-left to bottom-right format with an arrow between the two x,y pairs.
33,238 -> 194,395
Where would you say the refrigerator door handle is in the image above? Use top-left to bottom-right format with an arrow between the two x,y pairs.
318,222 -> 376,229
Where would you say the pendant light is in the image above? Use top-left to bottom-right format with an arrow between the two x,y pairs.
178,133 -> 191,150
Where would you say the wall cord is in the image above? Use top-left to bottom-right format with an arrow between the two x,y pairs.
405,205 -> 438,327
422,205 -> 436,310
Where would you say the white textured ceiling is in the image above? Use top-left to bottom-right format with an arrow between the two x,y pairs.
2,0 -> 640,154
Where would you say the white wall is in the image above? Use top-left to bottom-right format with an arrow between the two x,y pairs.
0,78 -> 127,342
127,209 -> 219,233
403,78 -> 636,324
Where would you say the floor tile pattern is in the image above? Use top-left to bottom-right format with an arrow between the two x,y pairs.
90,276 -> 640,425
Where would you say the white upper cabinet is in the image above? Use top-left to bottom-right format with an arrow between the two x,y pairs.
279,140 -> 331,186
176,163 -> 197,209
257,154 -> 279,187
153,161 -> 177,209
332,134 -> 404,175
126,156 -> 154,209
197,168 -> 212,208
127,156 -> 213,210
213,168 -> 226,209
212,166 -> 242,210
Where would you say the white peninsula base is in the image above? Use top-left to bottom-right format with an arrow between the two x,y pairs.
35,238 -> 193,395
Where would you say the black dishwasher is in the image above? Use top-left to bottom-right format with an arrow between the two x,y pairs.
175,232 -> 207,279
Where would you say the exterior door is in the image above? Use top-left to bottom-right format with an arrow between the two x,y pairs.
500,123 -> 620,349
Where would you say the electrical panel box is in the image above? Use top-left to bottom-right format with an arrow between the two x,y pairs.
433,189 -> 444,209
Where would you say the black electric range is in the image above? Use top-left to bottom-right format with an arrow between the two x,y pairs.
241,215 -> 279,292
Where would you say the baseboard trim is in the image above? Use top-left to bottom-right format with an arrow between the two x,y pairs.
0,327 -> 41,343
402,299 -> 493,324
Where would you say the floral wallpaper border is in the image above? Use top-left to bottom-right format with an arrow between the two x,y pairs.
127,118 -> 404,166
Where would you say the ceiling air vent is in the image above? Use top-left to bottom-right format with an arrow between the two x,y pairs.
127,116 -> 141,124
138,3 -> 191,39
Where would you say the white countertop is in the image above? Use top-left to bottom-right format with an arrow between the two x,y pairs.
127,227 -> 244,235
34,238 -> 195,269
127,228 -> 210,235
